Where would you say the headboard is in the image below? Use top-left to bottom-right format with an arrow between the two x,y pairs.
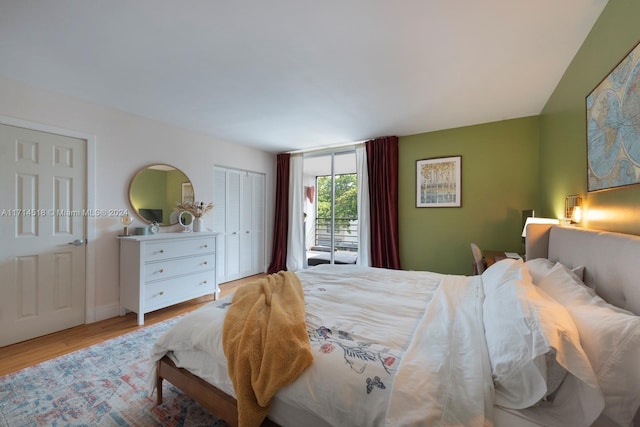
525,224 -> 640,316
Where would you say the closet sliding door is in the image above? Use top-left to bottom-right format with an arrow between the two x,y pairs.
213,167 -> 228,283
242,172 -> 265,276
214,166 -> 266,284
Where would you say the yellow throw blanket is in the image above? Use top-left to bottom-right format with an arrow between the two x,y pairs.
222,271 -> 313,427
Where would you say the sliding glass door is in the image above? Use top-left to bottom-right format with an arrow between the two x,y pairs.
303,150 -> 357,266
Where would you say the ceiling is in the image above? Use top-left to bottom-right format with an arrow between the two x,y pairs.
0,1 -> 608,154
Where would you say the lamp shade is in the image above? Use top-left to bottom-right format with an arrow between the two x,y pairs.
521,217 -> 560,238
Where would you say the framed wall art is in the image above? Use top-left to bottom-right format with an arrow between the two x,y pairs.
586,40 -> 640,192
181,182 -> 194,203
416,155 -> 461,207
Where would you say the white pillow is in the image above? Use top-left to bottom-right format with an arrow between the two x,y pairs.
481,258 -> 520,284
525,258 -> 585,284
538,263 -> 640,427
525,258 -> 555,284
482,262 -> 602,421
571,265 -> 585,282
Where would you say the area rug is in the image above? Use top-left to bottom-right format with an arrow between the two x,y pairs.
0,316 -> 228,427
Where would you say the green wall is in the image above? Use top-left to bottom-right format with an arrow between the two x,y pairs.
130,167 -> 191,224
166,169 -> 188,223
130,168 -> 167,221
399,116 -> 539,274
540,1 -> 640,234
398,1 -> 640,274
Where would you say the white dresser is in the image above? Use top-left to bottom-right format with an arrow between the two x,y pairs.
118,232 -> 219,325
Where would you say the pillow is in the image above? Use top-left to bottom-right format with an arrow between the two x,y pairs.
571,265 -> 584,282
525,258 -> 555,284
571,265 -> 585,282
481,258 -> 521,285
525,258 -> 585,284
538,263 -> 640,427
482,262 -> 603,422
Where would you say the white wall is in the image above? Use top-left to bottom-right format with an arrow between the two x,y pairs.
0,75 -> 275,321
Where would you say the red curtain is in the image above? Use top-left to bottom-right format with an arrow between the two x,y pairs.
366,136 -> 401,269
267,153 -> 291,273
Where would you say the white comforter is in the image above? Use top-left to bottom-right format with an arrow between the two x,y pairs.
386,274 -> 493,427
150,264 -> 493,427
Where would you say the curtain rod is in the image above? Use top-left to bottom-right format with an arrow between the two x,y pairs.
286,140 -> 365,156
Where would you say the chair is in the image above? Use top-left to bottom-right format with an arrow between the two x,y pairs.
470,243 -> 486,274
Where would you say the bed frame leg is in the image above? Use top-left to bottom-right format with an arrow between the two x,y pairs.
156,375 -> 164,406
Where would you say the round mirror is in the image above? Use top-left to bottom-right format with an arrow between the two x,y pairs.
128,164 -> 193,226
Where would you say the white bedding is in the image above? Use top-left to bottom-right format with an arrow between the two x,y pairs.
149,263 -> 610,427
385,274 -> 493,427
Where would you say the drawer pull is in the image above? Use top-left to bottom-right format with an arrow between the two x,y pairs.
203,261 -> 208,265
159,269 -> 164,273
203,244 -> 208,248
159,249 -> 164,253
159,291 -> 164,296
202,280 -> 207,285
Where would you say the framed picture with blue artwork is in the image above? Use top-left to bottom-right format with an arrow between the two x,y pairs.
586,40 -> 640,192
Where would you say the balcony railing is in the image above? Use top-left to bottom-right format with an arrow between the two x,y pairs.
314,217 -> 358,252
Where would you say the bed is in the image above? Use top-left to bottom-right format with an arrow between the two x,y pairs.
150,224 -> 640,427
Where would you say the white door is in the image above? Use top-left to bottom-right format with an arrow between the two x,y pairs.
239,172 -> 253,276
226,169 -> 241,278
213,167 -> 265,283
213,167 -> 227,283
238,171 -> 265,277
250,173 -> 265,274
0,124 -> 86,347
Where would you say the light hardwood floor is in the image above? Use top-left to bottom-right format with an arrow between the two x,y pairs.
0,274 -> 266,377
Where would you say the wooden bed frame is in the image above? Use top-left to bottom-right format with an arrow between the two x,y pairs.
156,224 -> 640,427
156,356 -> 280,427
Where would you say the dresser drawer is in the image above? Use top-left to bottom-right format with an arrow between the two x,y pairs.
144,237 -> 214,261
119,232 -> 219,325
144,270 -> 216,312
144,253 -> 213,282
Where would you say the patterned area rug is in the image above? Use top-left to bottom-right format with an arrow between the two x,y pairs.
0,316 -> 228,426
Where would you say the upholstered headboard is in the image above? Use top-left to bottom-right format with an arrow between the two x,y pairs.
525,224 -> 640,316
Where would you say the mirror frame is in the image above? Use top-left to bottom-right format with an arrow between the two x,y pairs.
128,163 -> 193,226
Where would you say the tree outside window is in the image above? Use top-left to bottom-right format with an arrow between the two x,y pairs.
315,174 -> 358,251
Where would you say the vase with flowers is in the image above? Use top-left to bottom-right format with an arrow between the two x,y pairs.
175,201 -> 213,232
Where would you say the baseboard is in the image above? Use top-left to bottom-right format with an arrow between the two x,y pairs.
93,302 -> 120,323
